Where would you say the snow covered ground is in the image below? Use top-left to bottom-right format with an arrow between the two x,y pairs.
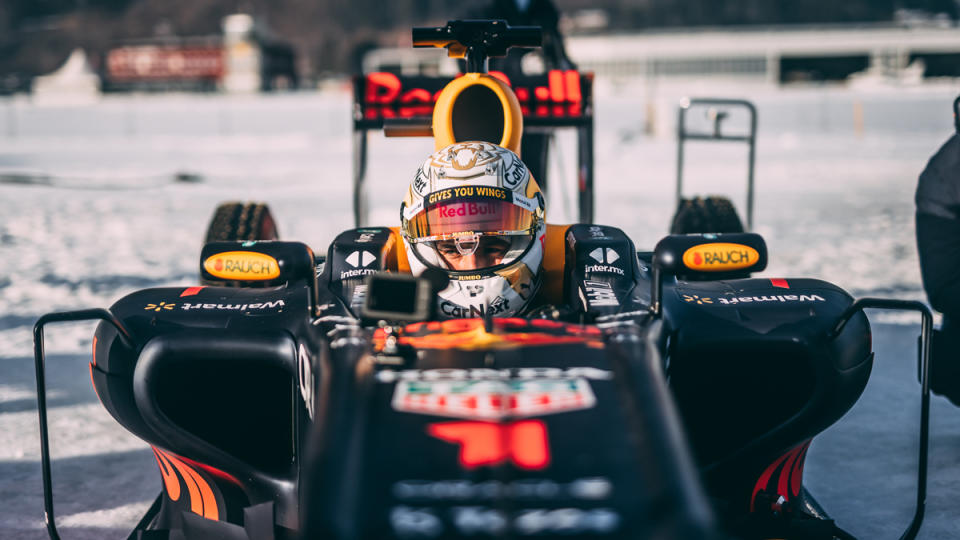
1,82 -> 959,537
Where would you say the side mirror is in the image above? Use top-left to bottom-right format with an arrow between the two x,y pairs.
650,233 -> 767,315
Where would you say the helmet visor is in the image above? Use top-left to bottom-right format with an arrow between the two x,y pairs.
403,198 -> 537,241
404,197 -> 538,272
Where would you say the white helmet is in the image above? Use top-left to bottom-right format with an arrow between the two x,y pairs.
400,141 -> 546,319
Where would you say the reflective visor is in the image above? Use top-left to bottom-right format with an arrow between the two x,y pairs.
404,198 -> 536,241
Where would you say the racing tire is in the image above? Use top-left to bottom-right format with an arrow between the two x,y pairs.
204,202 -> 279,243
669,196 -> 745,235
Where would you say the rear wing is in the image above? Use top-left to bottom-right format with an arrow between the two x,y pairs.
351,69 -> 595,225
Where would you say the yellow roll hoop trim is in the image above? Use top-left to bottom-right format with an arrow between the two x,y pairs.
432,73 -> 523,155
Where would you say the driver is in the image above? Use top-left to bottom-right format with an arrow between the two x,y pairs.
400,141 -> 546,319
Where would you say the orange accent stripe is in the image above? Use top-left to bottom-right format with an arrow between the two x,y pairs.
180,461 -> 219,520
162,451 -> 202,515
537,224 -> 569,307
89,336 -> 104,405
161,450 -> 219,521
152,448 -> 181,501
390,226 -> 412,273
88,363 -> 103,405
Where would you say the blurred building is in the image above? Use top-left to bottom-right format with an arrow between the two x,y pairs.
31,48 -> 101,103
565,23 -> 960,86
103,14 -> 296,93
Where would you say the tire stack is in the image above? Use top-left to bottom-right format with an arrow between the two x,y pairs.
205,202 -> 279,243
669,196 -> 744,235
202,202 -> 280,287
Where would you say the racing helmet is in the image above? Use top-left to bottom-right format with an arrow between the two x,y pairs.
401,141 -> 546,319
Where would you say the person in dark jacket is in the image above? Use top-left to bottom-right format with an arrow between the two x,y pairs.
916,132 -> 960,405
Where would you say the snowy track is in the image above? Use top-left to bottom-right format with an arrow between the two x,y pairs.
2,87 -> 959,537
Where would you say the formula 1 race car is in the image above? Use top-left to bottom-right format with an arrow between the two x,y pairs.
32,20 -> 933,540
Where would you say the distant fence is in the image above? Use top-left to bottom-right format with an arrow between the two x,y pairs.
0,92 -> 351,140
1,85 -> 959,141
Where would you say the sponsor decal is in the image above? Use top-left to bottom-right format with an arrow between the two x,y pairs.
362,70 -> 585,121
511,194 -> 537,212
180,300 -> 285,312
356,232 -> 377,243
341,250 -> 378,279
588,226 -> 606,239
393,477 -> 612,501
589,247 -> 619,264
583,280 -> 619,307
426,186 -> 508,206
390,507 -> 443,538
427,188 -> 454,205
403,199 -> 425,220
345,250 -> 376,267
377,366 -> 613,384
682,293 -> 826,305
465,285 -> 485,297
392,378 -> 596,420
682,243 -> 759,272
437,201 -> 502,219
203,251 -> 280,281
504,158 -> 527,189
389,506 -> 619,537
427,420 -> 550,470
440,297 -> 510,318
298,344 -> 315,420
456,274 -> 484,281
145,302 -> 175,312
477,186 -> 508,200
770,278 -> 790,289
514,508 -> 619,535
585,247 -> 624,275
413,166 -> 428,194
